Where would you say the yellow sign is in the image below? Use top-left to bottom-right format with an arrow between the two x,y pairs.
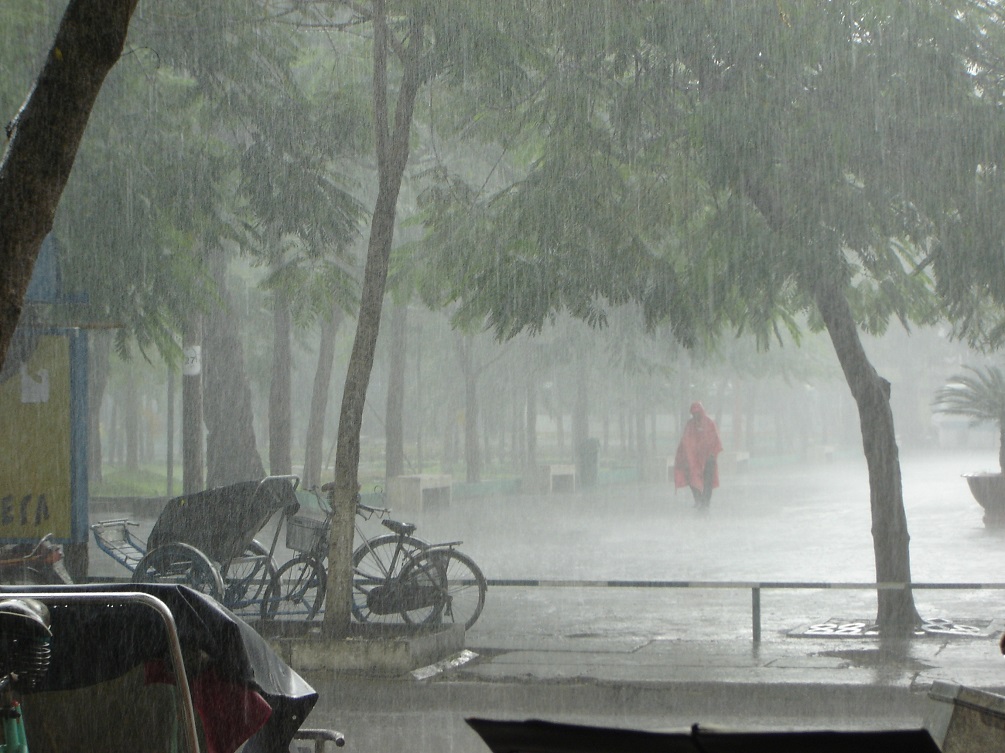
0,336 -> 73,539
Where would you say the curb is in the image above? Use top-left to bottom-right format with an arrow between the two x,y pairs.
266,624 -> 466,676
312,671 -> 934,721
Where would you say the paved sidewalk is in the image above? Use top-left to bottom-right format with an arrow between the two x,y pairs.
452,630 -> 1005,696
404,447 -> 1004,702
303,629 -> 1005,750
394,448 -> 1005,723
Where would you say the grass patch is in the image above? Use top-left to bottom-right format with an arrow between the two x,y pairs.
92,467 -> 169,498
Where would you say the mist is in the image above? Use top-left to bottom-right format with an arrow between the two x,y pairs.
6,3 -> 1005,752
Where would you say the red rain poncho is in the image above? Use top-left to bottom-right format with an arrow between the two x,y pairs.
673,402 -> 723,492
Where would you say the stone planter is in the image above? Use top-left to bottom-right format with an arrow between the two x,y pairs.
963,472 -> 1005,527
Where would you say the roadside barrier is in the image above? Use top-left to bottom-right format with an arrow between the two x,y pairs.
483,579 -> 1005,642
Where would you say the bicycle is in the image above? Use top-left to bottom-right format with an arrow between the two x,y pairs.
0,535 -> 73,587
261,488 -> 487,630
259,491 -> 424,623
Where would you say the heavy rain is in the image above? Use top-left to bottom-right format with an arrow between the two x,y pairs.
5,3 -> 1005,753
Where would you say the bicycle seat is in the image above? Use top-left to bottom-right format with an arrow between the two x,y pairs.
382,519 -> 417,536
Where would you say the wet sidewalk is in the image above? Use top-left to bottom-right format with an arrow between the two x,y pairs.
450,629 -> 1005,697
414,447 -> 1004,698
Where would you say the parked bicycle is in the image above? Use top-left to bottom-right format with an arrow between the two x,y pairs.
0,534 -> 73,586
261,487 -> 487,629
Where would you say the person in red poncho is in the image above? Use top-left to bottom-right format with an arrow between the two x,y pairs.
673,401 -> 723,510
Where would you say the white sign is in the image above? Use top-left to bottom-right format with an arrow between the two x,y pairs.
20,365 -> 49,404
182,345 -> 202,376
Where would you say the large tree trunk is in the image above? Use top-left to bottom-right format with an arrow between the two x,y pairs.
87,330 -> 111,485
525,375 -> 538,477
454,333 -> 482,483
303,302 -> 344,489
203,250 -> 265,488
385,304 -> 407,480
741,169 -> 920,635
124,369 -> 139,471
572,357 -> 588,454
269,287 -> 293,475
0,1 -> 138,361
166,365 -> 175,497
813,276 -> 920,634
324,1 -> 424,637
414,318 -> 425,471
635,397 -> 648,481
511,371 -> 524,473
182,311 -> 204,493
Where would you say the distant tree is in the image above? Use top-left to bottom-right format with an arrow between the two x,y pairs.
384,303 -> 409,479
203,249 -> 266,487
238,68 -> 365,477
303,298 -> 347,489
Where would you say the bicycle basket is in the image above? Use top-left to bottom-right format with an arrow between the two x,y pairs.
286,515 -> 327,554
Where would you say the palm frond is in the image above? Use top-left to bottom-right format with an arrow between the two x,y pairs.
932,365 -> 1005,426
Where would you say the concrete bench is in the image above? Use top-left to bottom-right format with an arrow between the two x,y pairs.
807,444 -> 835,462
387,474 -> 452,513
722,450 -> 750,473
541,464 -> 577,493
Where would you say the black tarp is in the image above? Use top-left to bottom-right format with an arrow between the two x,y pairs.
147,478 -> 299,565
466,719 -> 942,753
0,583 -> 317,753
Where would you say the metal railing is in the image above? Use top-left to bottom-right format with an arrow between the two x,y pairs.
484,579 -> 1005,642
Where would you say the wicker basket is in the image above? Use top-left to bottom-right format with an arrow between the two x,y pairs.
286,515 -> 327,554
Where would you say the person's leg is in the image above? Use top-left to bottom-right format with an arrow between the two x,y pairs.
690,486 -> 702,506
701,458 -> 716,508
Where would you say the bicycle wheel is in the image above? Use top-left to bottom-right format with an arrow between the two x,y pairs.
221,539 -> 277,610
260,556 -> 326,622
351,534 -> 427,624
132,543 -> 224,601
399,548 -> 487,630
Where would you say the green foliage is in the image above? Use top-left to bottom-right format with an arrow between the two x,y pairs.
50,45 -> 217,361
933,363 -> 1005,472
413,1 -> 1003,358
0,0 -> 375,360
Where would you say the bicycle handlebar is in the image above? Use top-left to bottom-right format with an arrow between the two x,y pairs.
315,481 -> 391,517
356,501 -> 390,519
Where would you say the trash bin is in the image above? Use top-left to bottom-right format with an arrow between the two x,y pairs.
577,438 -> 600,488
